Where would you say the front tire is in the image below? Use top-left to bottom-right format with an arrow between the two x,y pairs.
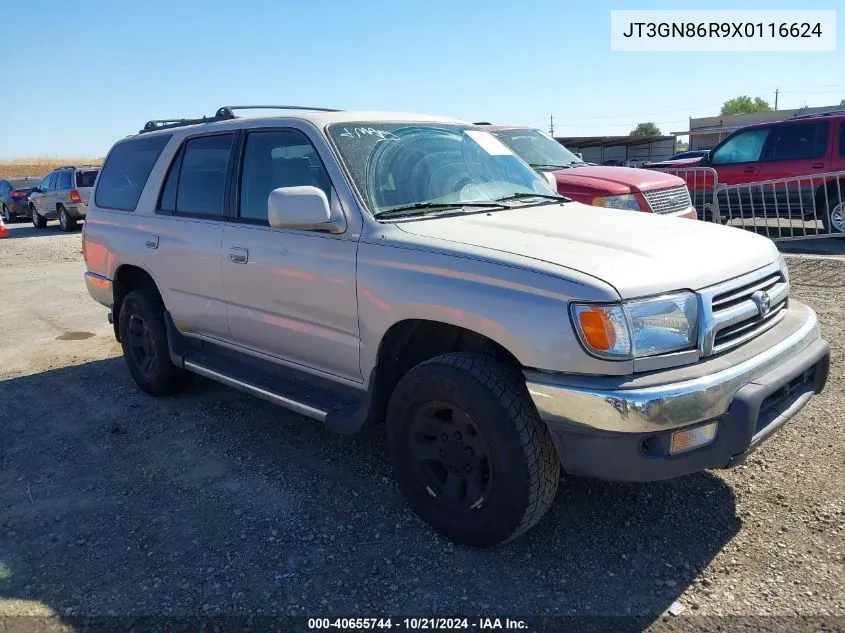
118,289 -> 191,397
386,353 -> 560,547
58,205 -> 77,232
31,205 -> 47,229
1,205 -> 14,223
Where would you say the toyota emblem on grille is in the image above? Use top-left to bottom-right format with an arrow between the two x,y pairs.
752,290 -> 771,316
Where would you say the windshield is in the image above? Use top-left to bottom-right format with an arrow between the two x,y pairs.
326,123 -> 558,216
490,128 -> 584,169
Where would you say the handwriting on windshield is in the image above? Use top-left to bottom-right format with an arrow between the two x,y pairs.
339,127 -> 399,140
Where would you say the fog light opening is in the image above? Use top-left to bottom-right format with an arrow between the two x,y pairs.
670,422 -> 718,455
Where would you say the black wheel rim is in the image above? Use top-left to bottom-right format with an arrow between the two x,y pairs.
127,314 -> 157,378
409,401 -> 493,510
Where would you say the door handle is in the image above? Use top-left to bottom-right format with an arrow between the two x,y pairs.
145,235 -> 159,249
743,166 -> 755,173
228,247 -> 249,264
811,162 -> 825,169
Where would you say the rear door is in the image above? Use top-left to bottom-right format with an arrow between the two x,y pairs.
35,172 -> 56,214
56,169 -> 73,208
143,132 -> 234,341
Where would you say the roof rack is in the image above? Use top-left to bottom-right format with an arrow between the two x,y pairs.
790,109 -> 845,120
473,121 -> 493,125
139,104 -> 343,134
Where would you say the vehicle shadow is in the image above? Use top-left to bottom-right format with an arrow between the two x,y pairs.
0,222 -> 80,239
0,358 -> 740,630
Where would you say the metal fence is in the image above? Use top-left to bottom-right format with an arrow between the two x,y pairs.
653,167 -> 845,241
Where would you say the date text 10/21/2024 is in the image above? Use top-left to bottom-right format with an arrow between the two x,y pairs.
307,618 -> 529,630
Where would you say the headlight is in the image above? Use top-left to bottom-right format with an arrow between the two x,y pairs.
592,194 -> 641,211
571,292 -> 698,359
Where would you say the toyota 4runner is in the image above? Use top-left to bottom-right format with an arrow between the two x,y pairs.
82,105 -> 830,547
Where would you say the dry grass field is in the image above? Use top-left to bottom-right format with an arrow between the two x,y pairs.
0,158 -> 102,180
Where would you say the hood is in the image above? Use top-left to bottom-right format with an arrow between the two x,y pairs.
394,202 -> 779,299
552,165 -> 685,196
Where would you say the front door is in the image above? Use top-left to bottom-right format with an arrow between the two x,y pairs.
708,126 -> 772,219
220,128 -> 361,382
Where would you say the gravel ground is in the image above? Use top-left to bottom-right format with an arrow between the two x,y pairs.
0,223 -> 843,631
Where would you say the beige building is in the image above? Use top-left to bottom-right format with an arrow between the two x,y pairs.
674,104 -> 844,151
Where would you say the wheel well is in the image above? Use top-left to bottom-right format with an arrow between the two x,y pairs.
815,179 -> 844,209
112,265 -> 162,341
366,320 -> 521,426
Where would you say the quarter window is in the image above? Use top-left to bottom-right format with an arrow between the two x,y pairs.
710,128 -> 771,165
238,130 -> 332,223
96,133 -> 171,211
766,122 -> 829,161
160,134 -> 234,217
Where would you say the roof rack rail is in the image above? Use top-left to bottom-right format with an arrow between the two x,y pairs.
790,109 -> 845,120
473,121 -> 493,125
139,114 -> 230,134
139,105 -> 342,135
214,104 -> 343,118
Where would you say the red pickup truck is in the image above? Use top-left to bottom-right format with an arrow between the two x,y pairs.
480,125 -> 697,219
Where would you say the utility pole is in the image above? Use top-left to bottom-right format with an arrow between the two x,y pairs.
774,88 -> 778,111
549,115 -> 555,136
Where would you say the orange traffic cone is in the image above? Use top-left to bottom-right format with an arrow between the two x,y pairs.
0,216 -> 8,239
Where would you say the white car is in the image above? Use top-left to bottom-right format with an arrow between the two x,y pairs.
82,105 -> 830,547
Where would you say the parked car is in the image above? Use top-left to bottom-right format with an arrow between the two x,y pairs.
28,165 -> 100,231
82,106 -> 829,547
0,176 -> 41,222
647,112 -> 845,232
601,159 -> 626,167
666,149 -> 710,162
480,125 -> 696,218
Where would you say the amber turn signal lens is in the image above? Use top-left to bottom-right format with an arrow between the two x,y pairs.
577,308 -> 616,351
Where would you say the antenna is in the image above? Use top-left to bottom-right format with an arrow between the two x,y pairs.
549,114 -> 555,136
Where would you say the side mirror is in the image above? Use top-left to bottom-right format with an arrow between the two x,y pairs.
268,186 -> 333,231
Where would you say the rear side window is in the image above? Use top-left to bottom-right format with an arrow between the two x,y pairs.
76,170 -> 98,188
158,134 -> 233,217
766,121 -> 830,161
95,134 -> 171,211
839,122 -> 845,156
57,171 -> 72,190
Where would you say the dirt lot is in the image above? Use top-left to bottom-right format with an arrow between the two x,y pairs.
0,222 -> 843,630
0,160 -> 102,181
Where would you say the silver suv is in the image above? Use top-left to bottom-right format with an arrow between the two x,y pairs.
82,105 -> 830,547
29,165 -> 99,231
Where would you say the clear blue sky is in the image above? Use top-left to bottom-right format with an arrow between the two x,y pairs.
1,0 -> 842,159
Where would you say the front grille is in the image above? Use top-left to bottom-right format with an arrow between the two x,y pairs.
708,270 -> 788,354
642,185 -> 692,215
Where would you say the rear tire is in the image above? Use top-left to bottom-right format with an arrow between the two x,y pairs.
822,192 -> 844,235
118,289 -> 191,397
31,205 -> 47,229
58,206 -> 77,232
386,353 -> 560,548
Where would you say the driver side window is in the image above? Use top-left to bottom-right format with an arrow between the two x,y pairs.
710,128 -> 771,165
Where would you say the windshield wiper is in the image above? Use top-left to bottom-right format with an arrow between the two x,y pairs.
494,192 -> 568,204
529,163 -> 570,170
374,201 -> 499,219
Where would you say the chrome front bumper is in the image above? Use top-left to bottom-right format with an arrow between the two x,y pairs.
525,302 -> 823,435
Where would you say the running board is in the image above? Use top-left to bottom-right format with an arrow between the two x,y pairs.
182,349 -> 365,423
184,360 -> 331,421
